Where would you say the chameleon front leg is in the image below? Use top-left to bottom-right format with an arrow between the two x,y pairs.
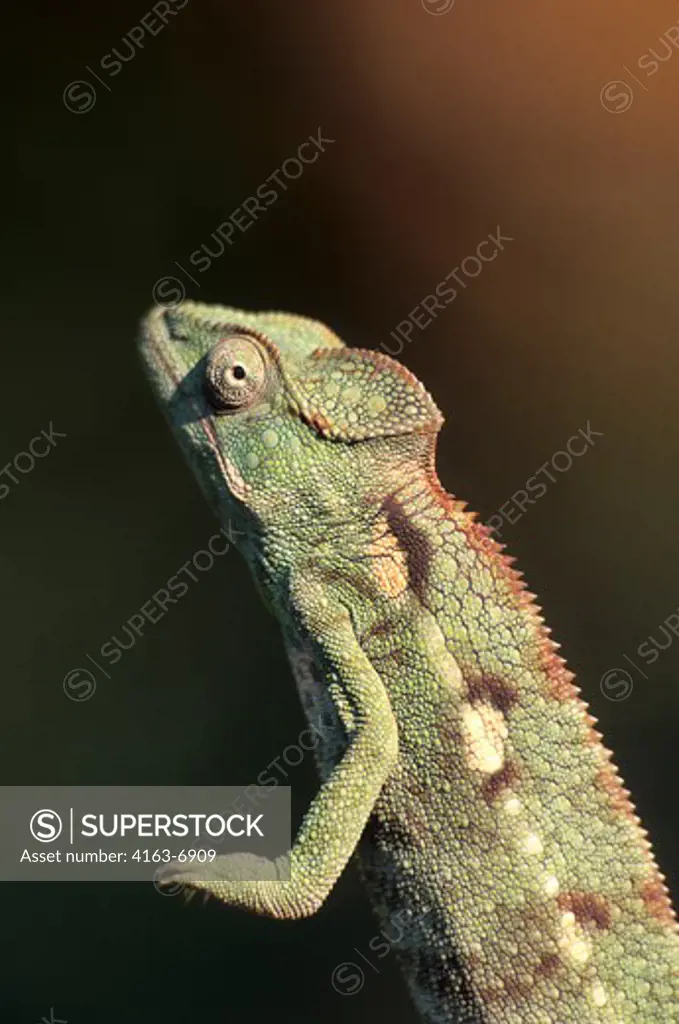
159,583 -> 399,919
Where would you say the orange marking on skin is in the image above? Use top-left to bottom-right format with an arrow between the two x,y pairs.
592,760 -> 677,931
594,762 -> 637,821
368,516 -> 409,599
303,410 -> 333,435
538,643 -> 578,702
640,877 -> 678,930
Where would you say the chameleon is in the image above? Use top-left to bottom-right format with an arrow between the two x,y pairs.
138,300 -> 679,1023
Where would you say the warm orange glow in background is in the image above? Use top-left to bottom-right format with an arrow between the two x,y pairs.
6,2 -> 679,1020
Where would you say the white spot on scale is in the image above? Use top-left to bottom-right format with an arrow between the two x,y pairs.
523,833 -> 543,856
544,874 -> 559,897
503,796 -> 522,816
570,939 -> 590,964
461,702 -> 507,774
558,911 -> 591,965
591,982 -> 608,1007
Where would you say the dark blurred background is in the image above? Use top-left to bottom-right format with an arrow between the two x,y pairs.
4,0 -> 679,1021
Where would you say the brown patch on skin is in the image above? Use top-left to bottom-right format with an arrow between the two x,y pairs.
535,952 -> 562,978
467,674 -> 519,716
557,892 -> 612,931
502,976 -> 533,1002
481,760 -> 521,803
382,493 -> 434,605
360,618 -> 399,644
640,877 -> 678,929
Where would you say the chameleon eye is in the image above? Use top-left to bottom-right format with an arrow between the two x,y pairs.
204,336 -> 268,412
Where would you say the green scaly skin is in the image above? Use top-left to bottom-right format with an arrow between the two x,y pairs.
139,301 -> 679,1024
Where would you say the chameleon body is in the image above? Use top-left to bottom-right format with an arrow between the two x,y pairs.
139,301 -> 679,1023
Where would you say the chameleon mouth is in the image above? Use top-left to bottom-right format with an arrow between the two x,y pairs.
139,304 -> 220,426
139,303 -> 220,458
139,305 -> 187,399
139,304 -> 253,504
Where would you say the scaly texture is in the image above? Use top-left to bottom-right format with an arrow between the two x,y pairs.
139,301 -> 679,1024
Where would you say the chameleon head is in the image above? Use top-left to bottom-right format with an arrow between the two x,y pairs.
138,300 -> 443,553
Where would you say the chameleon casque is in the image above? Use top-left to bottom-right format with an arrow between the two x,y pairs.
139,301 -> 679,1023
